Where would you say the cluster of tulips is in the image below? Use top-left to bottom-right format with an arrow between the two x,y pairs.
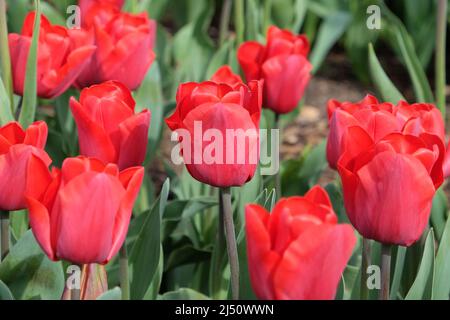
1,0 -> 449,301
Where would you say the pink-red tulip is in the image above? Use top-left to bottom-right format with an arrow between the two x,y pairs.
165,77 -> 262,188
245,186 -> 356,300
27,156 -> 144,264
238,26 -> 312,114
70,81 -> 151,170
327,95 -> 445,169
9,12 -> 96,99
75,11 -> 156,90
0,121 -> 51,211
338,127 -> 444,246
210,65 -> 244,88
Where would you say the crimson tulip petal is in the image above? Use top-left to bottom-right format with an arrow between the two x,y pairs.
27,196 -> 55,260
23,121 -> 48,149
237,41 -> 265,81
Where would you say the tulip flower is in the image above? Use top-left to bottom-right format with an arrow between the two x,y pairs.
338,127 -> 444,246
8,12 -> 96,99
0,121 -> 51,211
27,156 -> 144,264
245,185 -> 356,300
237,25 -> 312,114
165,78 -> 262,188
70,81 -> 151,170
327,95 -> 445,169
75,11 -> 156,90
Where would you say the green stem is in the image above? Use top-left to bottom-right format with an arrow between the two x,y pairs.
263,0 -> 273,33
379,244 -> 392,300
274,114 -> 282,199
221,187 -> 239,300
234,0 -> 244,45
0,210 -> 9,261
119,245 -> 130,300
436,0 -> 447,119
0,0 -> 13,109
219,0 -> 232,46
360,238 -> 372,300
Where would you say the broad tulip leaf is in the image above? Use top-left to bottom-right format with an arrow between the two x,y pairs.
430,188 -> 448,241
159,288 -> 210,300
245,0 -> 260,40
0,77 -> 14,125
0,280 -> 14,300
310,11 -> 351,73
405,229 -> 435,300
0,230 -> 64,300
432,213 -> 450,299
143,246 -> 163,300
129,179 -> 169,300
0,0 -> 13,109
368,43 -> 405,103
205,40 -> 233,79
390,246 -> 407,300
97,287 -> 121,300
292,0 -> 309,32
19,0 -> 40,128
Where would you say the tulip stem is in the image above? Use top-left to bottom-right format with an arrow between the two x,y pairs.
360,238 -> 372,300
274,113 -> 282,199
234,0 -> 244,45
219,0 -> 232,47
0,210 -> 9,261
119,245 -> 130,300
379,244 -> 392,300
436,0 -> 447,119
221,187 -> 239,300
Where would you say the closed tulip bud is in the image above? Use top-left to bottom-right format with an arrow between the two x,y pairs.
327,95 -> 445,169
75,11 -> 156,90
338,127 -> 444,246
165,78 -> 262,188
238,26 -> 312,114
245,186 -> 356,300
70,81 -> 151,170
0,121 -> 51,211
27,157 -> 144,264
9,12 -> 96,99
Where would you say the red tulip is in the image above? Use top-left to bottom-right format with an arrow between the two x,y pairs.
79,0 -> 122,28
0,121 -> 51,211
70,81 -> 151,170
338,127 -> 444,246
8,12 -> 96,99
245,185 -> 356,300
165,79 -> 262,188
237,26 -> 312,114
75,11 -> 156,90
327,95 -> 445,169
27,156 -> 144,264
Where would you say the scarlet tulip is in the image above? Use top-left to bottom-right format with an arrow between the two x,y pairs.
75,11 -> 156,90
238,25 -> 312,114
70,81 -> 151,170
165,79 -> 262,188
27,157 -> 144,264
9,12 -> 96,99
210,65 -> 244,88
327,95 -> 445,169
79,0 -> 124,27
0,121 -> 51,211
338,127 -> 444,246
245,186 -> 356,300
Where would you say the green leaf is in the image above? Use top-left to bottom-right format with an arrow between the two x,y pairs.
143,246 -> 164,300
368,43 -> 405,103
40,1 -> 65,25
0,280 -> 14,300
19,0 -> 41,128
205,40 -> 232,79
135,62 -> 164,162
292,0 -> 309,32
430,188 -> 448,241
432,213 -> 450,299
159,288 -> 210,300
96,287 -> 121,300
405,229 -> 435,300
310,11 -> 351,73
0,77 -> 14,125
129,179 -> 169,300
390,246 -> 407,300
0,0 -> 13,108
0,230 -> 64,300
245,0 -> 260,40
